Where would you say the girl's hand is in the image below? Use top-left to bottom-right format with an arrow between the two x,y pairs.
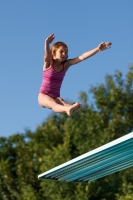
98,42 -> 112,51
45,33 -> 55,45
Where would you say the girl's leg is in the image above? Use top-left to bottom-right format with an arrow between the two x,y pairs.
38,93 -> 81,116
55,97 -> 82,115
55,97 -> 82,109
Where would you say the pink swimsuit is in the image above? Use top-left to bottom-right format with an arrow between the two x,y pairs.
39,65 -> 65,99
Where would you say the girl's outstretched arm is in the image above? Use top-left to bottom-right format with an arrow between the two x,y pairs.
44,34 -> 55,54
43,33 -> 55,69
65,42 -> 112,69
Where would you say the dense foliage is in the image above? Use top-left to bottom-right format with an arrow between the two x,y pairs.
1,66 -> 133,200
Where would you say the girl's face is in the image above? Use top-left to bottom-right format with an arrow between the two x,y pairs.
54,46 -> 68,62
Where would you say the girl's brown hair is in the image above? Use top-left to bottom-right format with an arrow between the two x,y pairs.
51,42 -> 68,60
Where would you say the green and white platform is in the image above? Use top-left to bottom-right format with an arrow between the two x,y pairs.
38,132 -> 133,183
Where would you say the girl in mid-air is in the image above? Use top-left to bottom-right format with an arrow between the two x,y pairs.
38,33 -> 112,116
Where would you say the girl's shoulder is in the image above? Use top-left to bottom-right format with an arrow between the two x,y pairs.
43,60 -> 54,71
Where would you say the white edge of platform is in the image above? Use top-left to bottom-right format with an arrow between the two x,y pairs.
38,132 -> 133,179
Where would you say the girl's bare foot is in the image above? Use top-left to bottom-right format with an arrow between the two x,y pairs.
66,102 -> 81,116
73,103 -> 82,112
